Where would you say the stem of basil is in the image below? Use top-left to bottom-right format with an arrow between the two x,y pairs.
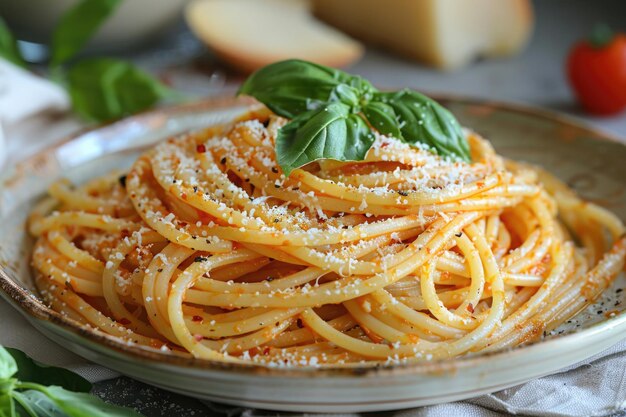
589,23 -> 614,49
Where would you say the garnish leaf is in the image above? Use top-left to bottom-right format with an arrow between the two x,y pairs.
1,347 -> 144,417
238,60 -> 470,174
374,90 -> 470,161
12,391 -> 65,417
0,348 -> 17,381
50,0 -> 123,67
276,103 -> 375,175
238,59 -> 373,118
362,101 -> 401,139
0,17 -> 26,68
67,58 -> 176,122
29,386 -> 143,417
5,349 -> 90,393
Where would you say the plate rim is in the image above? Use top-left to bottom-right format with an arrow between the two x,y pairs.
1,94 -> 625,379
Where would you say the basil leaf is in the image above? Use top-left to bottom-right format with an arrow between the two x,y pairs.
238,59 -> 373,118
0,17 -> 26,68
239,60 -> 471,171
0,393 -> 15,417
276,102 -> 375,175
38,386 -> 143,417
374,90 -> 470,161
362,102 -> 401,139
12,391 -> 65,417
0,348 -> 17,381
51,0 -> 123,66
67,58 -> 174,122
5,349 -> 90,393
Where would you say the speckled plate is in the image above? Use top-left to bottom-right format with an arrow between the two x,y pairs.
1,96 -> 626,413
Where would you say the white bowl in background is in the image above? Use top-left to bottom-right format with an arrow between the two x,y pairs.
0,0 -> 188,53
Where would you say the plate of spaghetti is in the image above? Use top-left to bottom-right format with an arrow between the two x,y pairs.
1,60 -> 626,412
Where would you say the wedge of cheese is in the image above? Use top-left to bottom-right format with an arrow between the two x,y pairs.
185,0 -> 364,73
311,0 -> 533,70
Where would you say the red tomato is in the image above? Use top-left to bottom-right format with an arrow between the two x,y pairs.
567,30 -> 626,115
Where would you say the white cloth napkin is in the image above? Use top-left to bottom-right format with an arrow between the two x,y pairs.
0,59 -> 71,167
1,57 -> 626,416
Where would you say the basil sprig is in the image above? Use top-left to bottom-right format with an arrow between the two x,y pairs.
0,346 -> 143,417
0,0 -> 179,123
238,59 -> 470,175
50,0 -> 122,67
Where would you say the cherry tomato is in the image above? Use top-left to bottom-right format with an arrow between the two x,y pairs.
567,26 -> 626,115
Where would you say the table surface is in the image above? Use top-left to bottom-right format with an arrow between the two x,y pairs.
4,1 -> 626,416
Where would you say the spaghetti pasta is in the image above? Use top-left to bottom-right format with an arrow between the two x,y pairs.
29,108 -> 626,366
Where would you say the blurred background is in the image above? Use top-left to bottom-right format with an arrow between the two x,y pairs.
1,0 -> 626,414
1,0 -> 626,142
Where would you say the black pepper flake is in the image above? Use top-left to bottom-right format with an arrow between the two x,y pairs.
455,232 -> 463,237
271,167 -> 279,174
266,276 -> 274,282
157,268 -> 163,272
274,184 -> 280,188
597,310 -> 603,315
397,190 -> 409,196
118,175 -> 127,188
220,157 -> 227,165
245,178 -> 250,182
617,288 -> 623,293
292,187 -> 299,191
273,218 -> 280,223
193,186 -> 198,193
194,256 -> 208,262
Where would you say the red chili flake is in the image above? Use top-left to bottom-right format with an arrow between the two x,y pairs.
194,334 -> 203,342
262,346 -> 271,355
466,303 -> 475,313
181,193 -> 187,200
192,315 -> 203,322
119,318 -> 131,325
120,229 -> 130,238
196,144 -> 206,153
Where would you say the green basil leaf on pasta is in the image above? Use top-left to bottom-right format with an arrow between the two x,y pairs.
362,101 -> 401,139
5,349 -> 90,393
238,60 -> 471,171
51,0 -> 123,66
276,102 -> 375,175
0,17 -> 26,68
374,89 -> 470,162
238,59 -> 373,118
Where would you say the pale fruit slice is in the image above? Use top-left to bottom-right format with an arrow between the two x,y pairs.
312,0 -> 533,70
185,0 -> 364,73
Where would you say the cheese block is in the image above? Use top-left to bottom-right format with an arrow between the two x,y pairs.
311,0 -> 533,70
185,0 -> 364,73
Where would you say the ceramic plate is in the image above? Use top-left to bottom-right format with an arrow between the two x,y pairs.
1,96 -> 625,413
